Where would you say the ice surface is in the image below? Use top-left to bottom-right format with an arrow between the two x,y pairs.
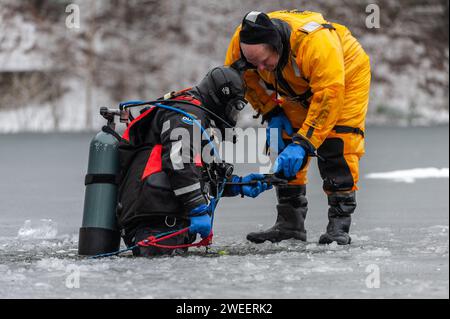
0,128 -> 448,298
0,225 -> 447,299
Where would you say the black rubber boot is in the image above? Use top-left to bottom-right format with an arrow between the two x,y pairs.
319,192 -> 356,245
247,185 -> 307,244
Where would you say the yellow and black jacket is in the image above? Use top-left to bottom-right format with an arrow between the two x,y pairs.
225,10 -> 371,151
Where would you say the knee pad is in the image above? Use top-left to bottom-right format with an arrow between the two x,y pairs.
318,138 -> 355,192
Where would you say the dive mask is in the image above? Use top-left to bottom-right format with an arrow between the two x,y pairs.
224,97 -> 248,126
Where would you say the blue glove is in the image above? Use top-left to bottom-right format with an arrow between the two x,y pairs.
266,112 -> 294,154
188,204 -> 212,238
228,174 -> 273,198
273,143 -> 306,179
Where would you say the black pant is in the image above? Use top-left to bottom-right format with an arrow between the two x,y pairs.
123,216 -> 194,257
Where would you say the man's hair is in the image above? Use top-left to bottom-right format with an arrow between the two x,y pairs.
262,43 -> 278,54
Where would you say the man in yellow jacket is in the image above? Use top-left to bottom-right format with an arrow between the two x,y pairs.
225,10 -> 371,245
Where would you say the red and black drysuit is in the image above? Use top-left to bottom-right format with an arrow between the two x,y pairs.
116,94 -> 235,246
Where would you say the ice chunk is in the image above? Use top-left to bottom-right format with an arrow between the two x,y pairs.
361,248 -> 392,257
366,167 -> 449,183
351,234 -> 370,241
17,219 -> 58,240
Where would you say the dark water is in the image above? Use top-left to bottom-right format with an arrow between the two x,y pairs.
0,126 -> 448,298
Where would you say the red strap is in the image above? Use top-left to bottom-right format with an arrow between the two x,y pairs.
138,228 -> 189,246
273,97 -> 283,105
173,87 -> 192,96
148,236 -> 212,249
137,227 -> 213,249
194,153 -> 203,167
141,144 -> 163,180
122,93 -> 201,142
122,107 -> 155,142
172,93 -> 202,106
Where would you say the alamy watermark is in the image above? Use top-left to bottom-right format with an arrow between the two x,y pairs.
65,264 -> 81,289
65,4 -> 80,29
65,3 -> 381,30
366,4 -> 381,29
165,124 -> 278,174
365,264 -> 381,288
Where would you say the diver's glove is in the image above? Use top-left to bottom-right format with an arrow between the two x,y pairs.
188,204 -> 212,238
273,143 -> 306,179
266,111 -> 294,154
227,174 -> 273,198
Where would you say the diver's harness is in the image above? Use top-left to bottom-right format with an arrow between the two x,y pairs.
91,93 -> 286,259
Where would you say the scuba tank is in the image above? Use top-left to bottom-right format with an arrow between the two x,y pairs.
78,107 -> 128,256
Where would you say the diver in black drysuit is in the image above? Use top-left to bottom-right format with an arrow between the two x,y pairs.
116,66 -> 272,257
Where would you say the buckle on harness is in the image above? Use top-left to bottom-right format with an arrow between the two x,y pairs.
165,216 -> 177,228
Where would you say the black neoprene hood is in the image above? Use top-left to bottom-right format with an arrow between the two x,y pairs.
239,11 -> 282,53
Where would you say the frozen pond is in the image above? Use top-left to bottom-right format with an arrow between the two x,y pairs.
0,126 -> 448,298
